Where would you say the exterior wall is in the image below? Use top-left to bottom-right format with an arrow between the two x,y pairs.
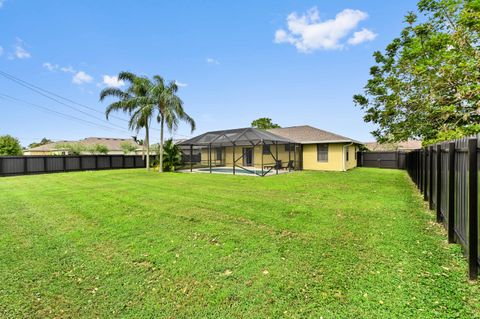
302,143 -> 344,171
200,143 -> 359,171
345,144 -> 358,170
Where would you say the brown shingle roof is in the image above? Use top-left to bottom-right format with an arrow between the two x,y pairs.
267,125 -> 360,144
27,137 -> 141,151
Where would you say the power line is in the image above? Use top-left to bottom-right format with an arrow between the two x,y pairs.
0,70 -> 129,124
0,70 -> 195,138
0,93 -> 131,134
0,71 -> 132,132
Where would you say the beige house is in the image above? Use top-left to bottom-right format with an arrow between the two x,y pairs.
182,125 -> 361,173
24,137 -> 143,156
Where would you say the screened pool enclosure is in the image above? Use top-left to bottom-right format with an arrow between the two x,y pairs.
178,128 -> 301,176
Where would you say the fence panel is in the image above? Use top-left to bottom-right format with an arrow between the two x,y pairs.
440,144 -> 449,220
0,155 -> 151,177
405,135 -> 479,279
357,151 -> 405,169
455,138 -> 469,246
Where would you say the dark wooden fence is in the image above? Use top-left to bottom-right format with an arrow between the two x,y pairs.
0,155 -> 156,177
405,136 -> 479,279
357,151 -> 406,169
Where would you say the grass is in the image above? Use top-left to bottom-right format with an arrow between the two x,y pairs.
0,168 -> 479,318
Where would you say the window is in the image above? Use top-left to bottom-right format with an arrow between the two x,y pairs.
263,144 -> 271,155
216,148 -> 222,160
346,146 -> 349,161
317,144 -> 328,162
285,144 -> 292,152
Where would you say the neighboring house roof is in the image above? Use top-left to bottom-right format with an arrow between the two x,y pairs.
267,125 -> 361,144
365,140 -> 422,151
27,137 -> 141,152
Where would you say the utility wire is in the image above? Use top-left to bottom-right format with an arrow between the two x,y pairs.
0,70 -> 194,139
0,93 -> 131,134
0,70 -> 129,124
0,71 -> 131,131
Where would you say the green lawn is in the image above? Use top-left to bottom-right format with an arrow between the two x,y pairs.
0,168 -> 479,318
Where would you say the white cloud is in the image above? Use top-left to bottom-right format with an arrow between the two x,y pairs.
274,7 -> 373,52
206,57 -> 220,65
72,71 -> 93,85
60,66 -> 75,73
174,80 -> 188,87
101,74 -> 125,88
43,62 -> 59,71
347,28 -> 377,45
0,0 -> 5,9
14,38 -> 31,59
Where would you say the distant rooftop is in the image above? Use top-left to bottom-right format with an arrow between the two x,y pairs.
364,140 -> 422,151
27,137 -> 141,151
267,125 -> 361,144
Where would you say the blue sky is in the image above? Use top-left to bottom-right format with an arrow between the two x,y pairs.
0,0 -> 418,146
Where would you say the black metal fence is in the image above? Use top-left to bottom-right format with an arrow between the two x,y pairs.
405,136 -> 479,279
0,155 -> 156,177
357,151 -> 406,169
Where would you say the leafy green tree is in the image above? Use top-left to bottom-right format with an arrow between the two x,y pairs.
149,76 -> 195,173
0,135 -> 22,156
354,0 -> 480,145
162,139 -> 182,172
56,143 -> 86,155
100,72 -> 155,170
120,141 -> 137,154
251,118 -> 281,130
93,144 -> 109,154
28,138 -> 52,148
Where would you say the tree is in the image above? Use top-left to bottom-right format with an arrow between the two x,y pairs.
55,143 -> 85,155
28,138 -> 52,148
161,139 -> 182,172
0,135 -> 22,156
354,0 -> 480,145
251,118 -> 281,130
120,141 -> 137,154
91,144 -> 109,154
150,75 -> 195,173
100,72 -> 155,170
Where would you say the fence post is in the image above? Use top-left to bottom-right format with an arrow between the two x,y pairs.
429,146 -> 434,210
448,142 -> 456,243
43,156 -> 48,173
423,148 -> 428,200
80,156 -> 83,170
24,157 -> 28,174
0,157 -> 3,176
436,144 -> 442,222
63,156 -> 67,172
122,155 -> 125,168
468,138 -> 478,280
109,155 -> 113,169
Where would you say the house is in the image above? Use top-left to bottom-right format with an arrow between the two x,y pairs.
24,137 -> 143,156
364,140 -> 422,151
180,125 -> 362,172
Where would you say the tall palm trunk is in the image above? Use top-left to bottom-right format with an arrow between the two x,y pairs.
159,116 -> 164,173
145,122 -> 150,171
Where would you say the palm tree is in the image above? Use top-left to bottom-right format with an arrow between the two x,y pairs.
150,75 -> 195,172
99,72 -> 155,170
